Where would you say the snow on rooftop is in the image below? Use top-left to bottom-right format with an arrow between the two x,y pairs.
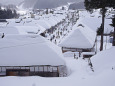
59,25 -> 96,49
44,18 -> 57,26
17,10 -> 27,15
15,26 -> 45,35
81,52 -> 95,55
37,20 -> 51,29
35,24 -> 46,33
77,11 -> 113,34
0,9 -> 115,86
0,26 -> 19,34
0,35 -> 65,66
53,17 -> 61,22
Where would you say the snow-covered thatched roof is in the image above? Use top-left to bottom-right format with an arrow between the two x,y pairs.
0,35 -> 65,66
37,20 -> 52,29
0,25 -> 46,35
44,18 -> 57,26
15,26 -> 46,35
0,26 -> 19,34
58,25 -> 96,49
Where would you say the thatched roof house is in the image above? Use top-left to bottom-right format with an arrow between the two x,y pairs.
58,24 -> 96,53
0,35 -> 67,77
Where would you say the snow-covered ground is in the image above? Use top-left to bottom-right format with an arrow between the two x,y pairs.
0,9 -> 115,86
0,56 -> 115,86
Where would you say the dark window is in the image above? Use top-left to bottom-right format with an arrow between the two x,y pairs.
6,69 -> 30,76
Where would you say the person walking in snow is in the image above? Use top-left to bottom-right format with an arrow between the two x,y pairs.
1,33 -> 5,38
55,39 -> 57,44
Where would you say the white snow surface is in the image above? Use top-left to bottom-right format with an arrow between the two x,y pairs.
15,26 -> 45,34
0,35 -> 65,66
0,10 -> 115,86
59,25 -> 96,48
37,20 -> 52,29
91,47 -> 115,73
77,10 -> 114,34
0,25 -> 46,35
0,26 -> 19,34
0,57 -> 115,86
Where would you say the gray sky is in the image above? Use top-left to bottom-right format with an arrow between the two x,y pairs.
0,0 -> 24,5
0,0 -> 84,9
23,0 -> 84,9
0,0 -> 83,5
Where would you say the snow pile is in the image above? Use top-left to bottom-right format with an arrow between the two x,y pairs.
91,47 -> 115,73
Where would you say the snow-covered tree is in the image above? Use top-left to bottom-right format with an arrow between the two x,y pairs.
84,0 -> 115,51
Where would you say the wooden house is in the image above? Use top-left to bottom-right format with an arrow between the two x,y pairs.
58,25 -> 96,57
0,35 -> 67,77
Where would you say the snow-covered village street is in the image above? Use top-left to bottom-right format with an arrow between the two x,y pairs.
0,55 -> 115,86
0,1 -> 115,86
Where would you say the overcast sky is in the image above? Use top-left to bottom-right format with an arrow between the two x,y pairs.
0,0 -> 84,9
0,0 -> 84,5
0,0 -> 24,5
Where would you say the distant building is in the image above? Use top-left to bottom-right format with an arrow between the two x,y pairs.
0,19 -> 7,22
31,13 -> 35,18
0,19 -> 8,27
15,19 -> 22,23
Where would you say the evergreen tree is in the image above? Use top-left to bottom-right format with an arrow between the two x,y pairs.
0,8 -> 18,19
13,10 -> 18,18
84,0 -> 115,51
97,24 -> 103,35
7,9 -> 12,18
